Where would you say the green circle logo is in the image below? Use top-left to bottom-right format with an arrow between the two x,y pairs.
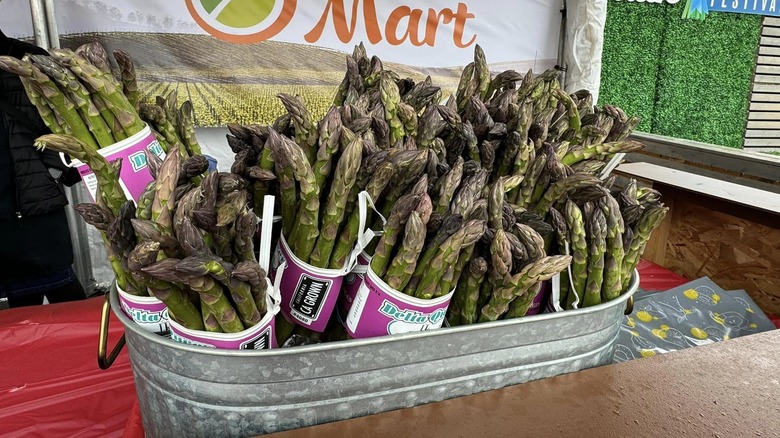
187,0 -> 297,44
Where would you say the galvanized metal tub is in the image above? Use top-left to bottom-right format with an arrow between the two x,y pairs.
111,271 -> 638,437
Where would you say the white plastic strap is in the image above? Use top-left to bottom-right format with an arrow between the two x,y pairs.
565,241 -> 581,310
265,277 -> 281,316
258,195 -> 275,273
551,241 -> 581,312
59,152 -> 76,168
343,191 -> 386,274
599,153 -> 625,180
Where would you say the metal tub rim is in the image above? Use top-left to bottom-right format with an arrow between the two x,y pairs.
109,269 -> 638,357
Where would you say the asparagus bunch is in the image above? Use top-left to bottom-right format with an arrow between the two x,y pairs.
552,180 -> 668,309
40,127 -> 273,333
0,43 -> 147,149
223,43 -> 652,337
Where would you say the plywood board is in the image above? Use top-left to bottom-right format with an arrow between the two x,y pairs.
657,187 -> 780,317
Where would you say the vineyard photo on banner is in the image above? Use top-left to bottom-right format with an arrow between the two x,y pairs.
0,0 -> 561,127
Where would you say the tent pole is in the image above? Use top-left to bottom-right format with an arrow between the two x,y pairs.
28,0 -> 49,49
43,0 -> 60,49
558,0 -> 568,90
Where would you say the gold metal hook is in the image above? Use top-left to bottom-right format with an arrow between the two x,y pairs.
98,293 -> 126,370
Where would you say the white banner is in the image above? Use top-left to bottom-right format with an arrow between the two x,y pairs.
1,0 -> 561,127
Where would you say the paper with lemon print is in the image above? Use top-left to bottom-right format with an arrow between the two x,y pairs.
613,278 -> 775,363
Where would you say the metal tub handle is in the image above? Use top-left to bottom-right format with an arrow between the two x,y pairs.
625,296 -> 634,316
98,293 -> 126,370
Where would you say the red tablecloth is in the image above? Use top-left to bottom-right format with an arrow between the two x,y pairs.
0,261 -> 765,437
0,296 -> 135,438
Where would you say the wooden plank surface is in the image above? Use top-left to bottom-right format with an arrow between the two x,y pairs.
744,137 -> 780,147
268,331 -> 780,438
615,162 -> 780,215
753,82 -> 780,92
759,45 -> 780,56
754,74 -> 780,84
748,111 -> 780,120
756,54 -> 780,65
628,132 -> 780,187
764,26 -> 780,37
760,35 -> 780,47
765,16 -> 780,26
747,120 -> 780,129
750,92 -> 780,102
756,64 -> 780,75
745,128 -> 780,137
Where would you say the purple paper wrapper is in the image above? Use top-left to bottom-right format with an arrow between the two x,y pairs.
340,252 -> 371,314
269,236 -> 343,333
117,283 -> 169,334
526,281 -> 552,316
345,265 -> 453,339
71,124 -> 163,202
169,306 -> 278,350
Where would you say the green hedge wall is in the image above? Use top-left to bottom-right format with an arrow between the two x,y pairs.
600,3 -> 762,148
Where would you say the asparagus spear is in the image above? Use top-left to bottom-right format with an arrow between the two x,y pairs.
18,77 -> 65,134
517,153 -> 546,208
478,255 -> 572,322
112,49 -> 139,108
232,261 -> 269,315
561,140 -> 644,166
267,129 -> 297,238
0,56 -> 100,150
370,193 -> 422,277
379,73 -> 404,145
76,42 -> 114,78
29,55 -> 115,147
504,282 -> 542,319
177,101 -> 203,158
415,219 -> 487,300
151,149 -> 181,234
329,160 -> 396,269
534,173 -> 600,216
203,258 -> 262,328
405,214 -> 464,295
582,207 -> 607,307
312,106 -> 343,191
35,134 -> 125,214
622,205 -> 668,290
309,136 -> 363,268
138,103 -> 188,158
490,229 -> 513,282
277,93 -> 318,164
600,194 -> 626,302
457,256 -> 489,325
234,209 -> 257,263
50,48 -> 145,137
283,134 -> 321,261
384,211 -> 427,291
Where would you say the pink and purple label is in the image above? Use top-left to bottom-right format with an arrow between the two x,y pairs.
74,125 -> 163,203
269,236 -> 343,333
340,252 -> 370,314
345,266 -> 454,339
168,312 -> 277,350
117,285 -> 169,334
